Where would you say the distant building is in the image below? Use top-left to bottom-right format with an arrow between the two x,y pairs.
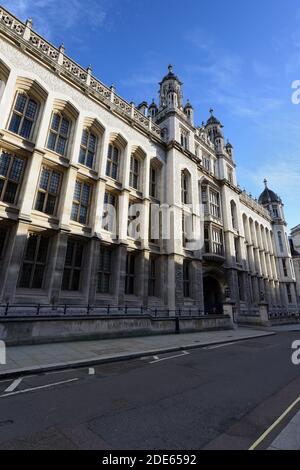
0,6 -> 298,316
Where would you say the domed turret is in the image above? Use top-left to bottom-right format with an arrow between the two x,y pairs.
148,99 -> 158,118
184,100 -> 194,125
225,140 -> 233,158
159,65 -> 183,110
258,179 -> 285,223
258,179 -> 282,205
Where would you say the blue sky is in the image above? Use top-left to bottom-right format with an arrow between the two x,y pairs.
3,0 -> 300,228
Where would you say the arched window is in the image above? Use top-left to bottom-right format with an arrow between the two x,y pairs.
181,170 -> 190,204
47,112 -> 71,156
106,144 -> 119,180
8,91 -> 38,140
79,128 -> 97,169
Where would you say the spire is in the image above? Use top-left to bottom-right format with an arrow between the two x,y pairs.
264,178 -> 268,189
168,64 -> 173,74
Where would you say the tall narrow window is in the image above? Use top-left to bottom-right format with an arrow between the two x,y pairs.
183,261 -> 191,298
238,273 -> 245,301
79,129 -> 97,169
47,112 -> 70,156
35,166 -> 62,215
203,156 -> 211,172
230,200 -> 238,229
106,144 -> 119,179
71,180 -> 91,225
97,246 -> 112,294
8,91 -> 38,140
227,167 -> 233,184
150,167 -> 158,198
130,156 -> 140,190
181,171 -> 189,204
102,191 -> 117,232
234,237 -> 241,263
282,259 -> 288,277
278,231 -> 284,252
272,205 -> 279,218
0,151 -> 25,204
19,233 -> 49,289
125,253 -> 136,295
180,129 -> 188,150
286,284 -> 292,304
211,227 -> 223,256
148,256 -> 157,297
0,228 -> 8,259
210,190 -> 221,219
62,239 -> 84,291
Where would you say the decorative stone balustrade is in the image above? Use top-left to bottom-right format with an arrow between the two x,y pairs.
0,7 -> 162,140
240,191 -> 271,221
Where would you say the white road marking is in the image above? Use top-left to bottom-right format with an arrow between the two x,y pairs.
4,377 -> 23,393
153,356 -> 159,360
150,351 -> 189,364
203,342 -> 236,350
0,378 -> 78,399
88,368 -> 95,375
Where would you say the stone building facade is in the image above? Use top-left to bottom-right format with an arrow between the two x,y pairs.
290,225 -> 300,303
0,7 -> 298,315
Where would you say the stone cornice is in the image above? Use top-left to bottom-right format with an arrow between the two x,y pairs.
0,7 -> 163,144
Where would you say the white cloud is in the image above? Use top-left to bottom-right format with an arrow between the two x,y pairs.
2,0 -> 107,39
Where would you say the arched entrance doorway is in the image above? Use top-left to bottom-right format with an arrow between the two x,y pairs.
203,276 -> 223,315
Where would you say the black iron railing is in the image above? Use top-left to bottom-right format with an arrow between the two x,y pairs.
0,303 -> 211,319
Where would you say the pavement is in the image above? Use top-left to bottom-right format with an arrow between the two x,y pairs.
0,331 -> 299,450
0,327 -> 275,379
269,410 -> 300,450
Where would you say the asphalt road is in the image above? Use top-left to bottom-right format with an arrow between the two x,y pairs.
0,331 -> 299,450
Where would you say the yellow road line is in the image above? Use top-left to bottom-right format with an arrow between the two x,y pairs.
249,395 -> 300,450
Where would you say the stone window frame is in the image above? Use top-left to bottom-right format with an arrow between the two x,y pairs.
209,188 -> 221,220
210,225 -> 224,256
34,164 -> 63,216
0,226 -> 8,260
0,60 -> 10,102
47,111 -> 71,157
180,126 -> 189,150
102,189 -> 118,234
129,154 -> 141,190
7,90 -> 39,141
62,238 -> 85,292
79,128 -> 98,170
71,179 -> 92,226
6,77 -> 48,144
18,232 -> 50,289
125,252 -> 136,295
0,150 -> 26,206
148,255 -> 158,297
97,245 -> 113,294
106,143 -> 120,180
129,146 -> 146,194
183,260 -> 191,298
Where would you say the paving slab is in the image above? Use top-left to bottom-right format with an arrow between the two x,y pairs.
0,327 -> 275,380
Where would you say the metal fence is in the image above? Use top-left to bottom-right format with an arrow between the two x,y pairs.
0,303 -> 208,319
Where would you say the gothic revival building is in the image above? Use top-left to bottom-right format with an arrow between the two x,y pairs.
0,7 -> 298,316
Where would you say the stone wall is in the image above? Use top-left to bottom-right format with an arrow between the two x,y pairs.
0,315 -> 233,346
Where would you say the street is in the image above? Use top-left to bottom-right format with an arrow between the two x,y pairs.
0,332 -> 299,450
